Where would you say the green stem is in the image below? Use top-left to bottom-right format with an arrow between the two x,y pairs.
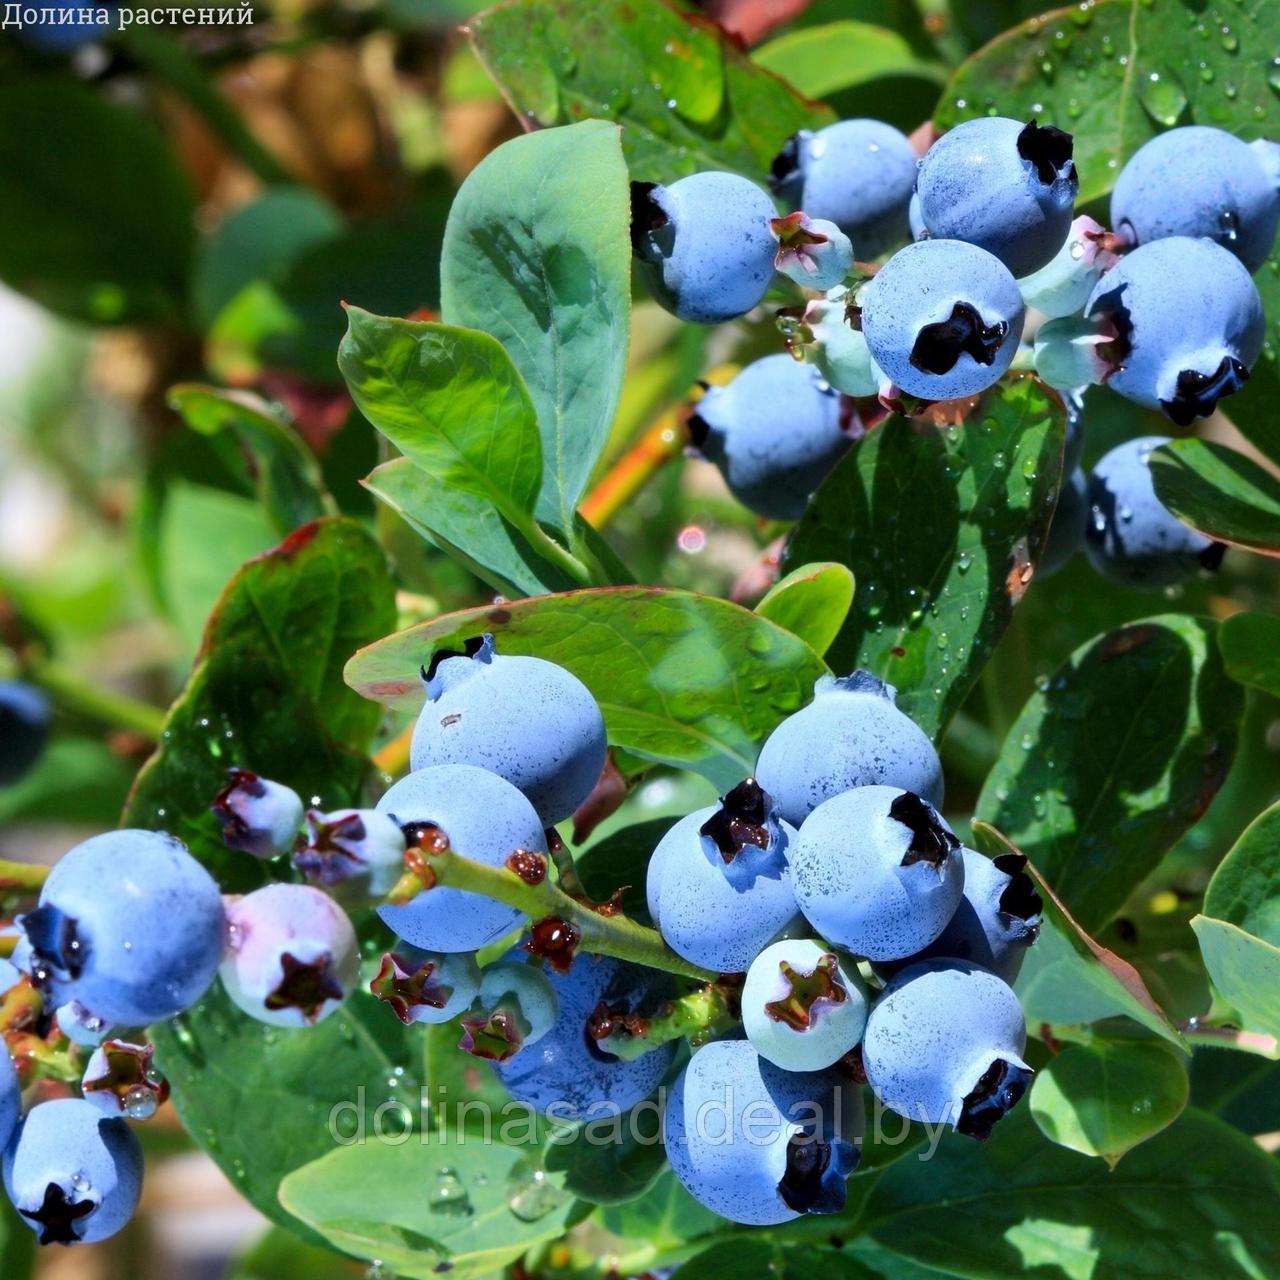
518,517 -> 596,588
35,660 -> 166,741
601,981 -> 742,1062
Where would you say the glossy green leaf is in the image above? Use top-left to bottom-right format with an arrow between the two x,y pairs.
678,1242 -> 879,1280
279,1139 -> 577,1280
169,384 -> 334,536
784,377 -> 1065,739
468,0 -> 832,184
1192,916 -> 1280,1041
125,518 -> 396,890
1204,800 -> 1280,946
976,615 -> 1242,930
546,1118 -> 669,1206
0,80 -> 194,324
863,1107 -> 1280,1278
598,1168 -> 720,1249
1030,1040 -> 1188,1166
1219,611 -> 1280,699
753,20 -> 946,97
755,562 -> 855,656
344,587 -> 829,789
440,120 -> 630,536
1149,439 -> 1280,557
972,822 -> 1184,1047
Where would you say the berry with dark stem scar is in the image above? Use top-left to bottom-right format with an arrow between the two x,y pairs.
80,1041 -> 168,1121
370,947 -> 479,1026
211,769 -> 304,859
459,960 -> 558,1061
770,212 -> 854,291
294,807 -> 406,905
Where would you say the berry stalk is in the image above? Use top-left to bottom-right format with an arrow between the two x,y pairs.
597,979 -> 742,1062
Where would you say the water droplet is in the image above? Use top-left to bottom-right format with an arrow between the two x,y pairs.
506,1157 -> 567,1222
1198,61 -> 1214,83
1139,71 -> 1187,126
124,1086 -> 157,1120
430,1168 -> 474,1218
957,551 -> 974,574
71,1170 -> 92,1193
1219,25 -> 1238,51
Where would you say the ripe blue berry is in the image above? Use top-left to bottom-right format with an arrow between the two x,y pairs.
55,1003 -> 110,1049
212,769 -> 304,859
294,808 -> 406,906
631,173 -> 778,324
862,959 -> 1031,1139
375,764 -> 546,952
459,960 -> 559,1062
0,1051 -> 18,1157
916,118 -> 1077,276
220,884 -> 359,1028
1084,435 -> 1224,588
789,786 -> 964,961
664,1039 -> 858,1225
369,947 -> 480,1026
646,780 -> 800,973
1038,466 -> 1089,579
688,355 -> 853,521
5,1098 -> 143,1246
755,671 -> 944,826
0,681 -> 49,786
1085,237 -> 1264,424
18,830 -> 224,1027
1111,126 -> 1280,272
742,939 -> 869,1072
410,636 -> 606,826
770,120 -> 918,259
858,239 -> 1025,401
494,954 -> 675,1121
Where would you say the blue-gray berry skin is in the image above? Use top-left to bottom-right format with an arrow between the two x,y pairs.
1111,126 -> 1280,272
410,635 -> 606,826
0,1051 -> 18,1157
647,781 -> 800,973
1084,435 -> 1224,588
376,764 -> 546,952
494,954 -> 674,1121
0,681 -> 49,786
1085,237 -> 1264,425
755,671 -> 944,827
664,1038 -> 858,1226
631,173 -> 778,324
859,239 -> 1025,400
690,355 -> 852,521
916,118 -> 1077,276
790,785 -> 964,962
18,831 -> 225,1028
5,1099 -> 143,1246
1038,465 -> 1089,579
770,120 -> 918,259
862,960 -> 1031,1139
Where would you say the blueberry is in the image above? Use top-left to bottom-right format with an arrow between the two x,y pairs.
862,959 -> 1031,1139
1111,126 -> 1280,272
664,1039 -> 858,1226
1084,435 -> 1224,588
631,173 -> 778,324
742,939 -> 869,1072
18,830 -> 225,1027
220,884 -> 359,1028
1038,465 -> 1089,579
294,807 -> 406,906
756,671 -> 944,826
459,959 -> 559,1062
212,769 -> 304,859
688,355 -> 853,521
494,954 -> 674,1121
858,239 -> 1025,401
410,636 -> 606,826
799,288 -> 882,397
789,785 -> 964,962
55,1003 -> 110,1049
1018,214 -> 1119,318
375,764 -> 546,952
908,190 -> 927,242
771,212 -> 855,291
0,681 -> 50,787
369,946 -> 480,1026
916,118 -> 1077,276
4,1098 -> 143,1246
770,120 -> 918,259
646,779 -> 800,973
0,1050 -> 18,1157
1085,237 -> 1264,424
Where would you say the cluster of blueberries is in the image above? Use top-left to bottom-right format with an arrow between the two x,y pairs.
0,636 -> 1042,1240
635,118 -> 1278,587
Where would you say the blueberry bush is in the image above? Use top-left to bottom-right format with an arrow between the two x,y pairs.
2,1 -> 1280,1277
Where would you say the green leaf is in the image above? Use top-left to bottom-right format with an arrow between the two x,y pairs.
230,1226 -> 358,1280
124,517 -> 396,889
598,1168 -> 720,1249
755,562 -> 855,657
863,1107 -> 1280,1279
0,80 -> 194,324
935,0 -> 1280,204
976,615 -> 1242,930
753,21 -> 946,98
440,120 -> 630,536
344,587 -> 829,790
279,1139 -> 577,1280
972,822 -> 1184,1047
1191,1049 -> 1280,1133
1029,1040 -> 1188,1166
678,1242 -> 880,1280
169,384 -> 334,536
784,377 -> 1065,739
468,0 -> 832,184
1149,439 -> 1280,557
545,1118 -> 669,1206
0,1196 -> 35,1280
1192,916 -> 1280,1041
1204,800 -> 1280,946
1219,611 -> 1280,698
0,738 -> 134,828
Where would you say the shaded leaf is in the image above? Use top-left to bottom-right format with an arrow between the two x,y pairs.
678,1241 -> 879,1280
753,21 -> 946,98
598,1168 -> 720,1249
1219,611 -> 1280,699
1203,800 -> 1280,946
755,562 -> 855,656
1192,916 -> 1280,1041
